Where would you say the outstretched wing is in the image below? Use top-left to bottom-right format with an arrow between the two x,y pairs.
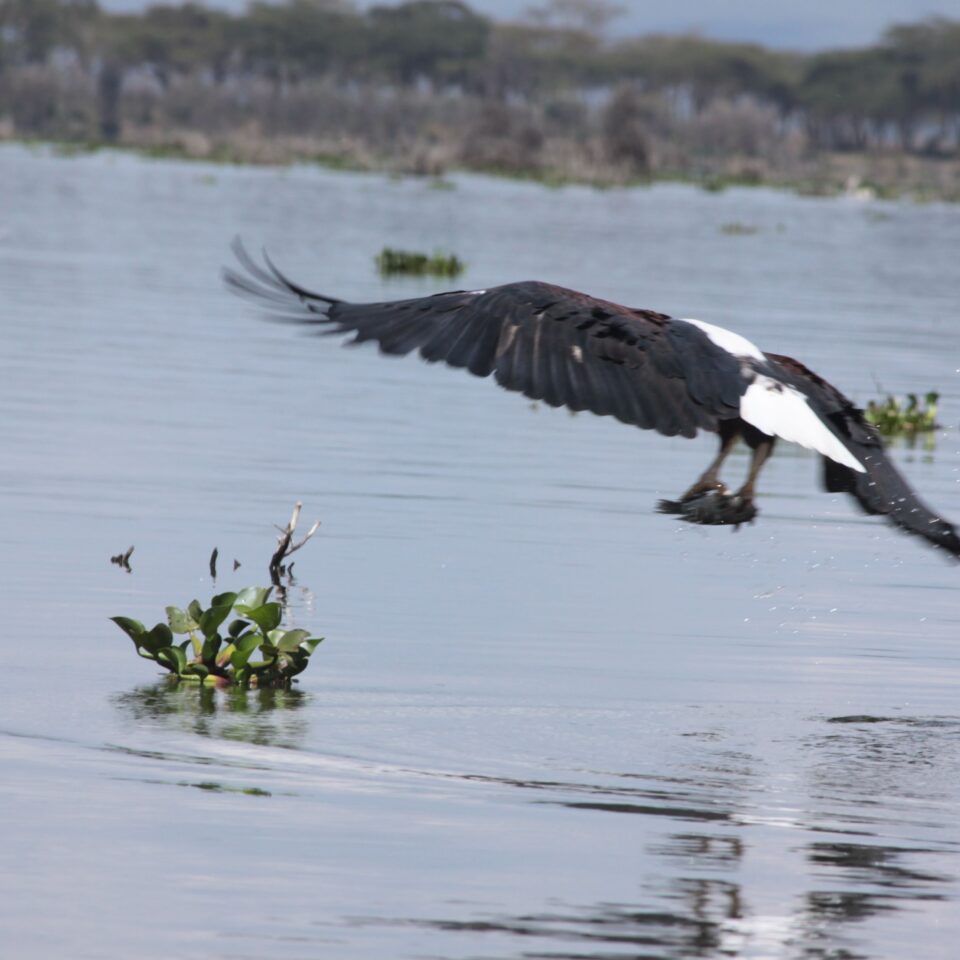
765,353 -> 960,557
225,241 -> 745,439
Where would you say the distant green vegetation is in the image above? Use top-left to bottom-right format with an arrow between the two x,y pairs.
112,587 -> 322,688
376,247 -> 465,278
720,222 -> 759,235
866,392 -> 940,436
2,2 -> 960,196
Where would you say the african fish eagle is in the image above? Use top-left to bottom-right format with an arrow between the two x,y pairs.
225,240 -> 959,559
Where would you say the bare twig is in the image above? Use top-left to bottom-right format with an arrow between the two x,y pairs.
269,502 -> 321,577
209,547 -> 219,579
110,545 -> 134,572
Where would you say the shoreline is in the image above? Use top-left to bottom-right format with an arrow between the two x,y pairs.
5,132 -> 959,204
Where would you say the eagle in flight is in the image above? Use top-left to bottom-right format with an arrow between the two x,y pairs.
225,240 -> 959,559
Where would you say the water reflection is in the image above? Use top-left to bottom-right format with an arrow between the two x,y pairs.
374,835 -> 936,960
364,896 -> 742,959
345,714 -> 960,959
114,682 -> 310,749
652,832 -> 745,868
785,847 -> 945,960
447,770 -> 741,823
787,715 -> 960,958
807,841 -> 952,890
807,715 -> 960,818
358,767 -> 753,957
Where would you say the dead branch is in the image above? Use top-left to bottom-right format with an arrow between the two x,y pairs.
110,545 -> 134,572
270,502 -> 320,577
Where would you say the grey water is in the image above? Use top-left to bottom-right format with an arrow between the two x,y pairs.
1,144 -> 959,960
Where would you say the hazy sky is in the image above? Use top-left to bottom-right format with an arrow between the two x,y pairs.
99,0 -> 960,50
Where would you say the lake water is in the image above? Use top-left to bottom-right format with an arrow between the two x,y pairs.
1,144 -> 959,960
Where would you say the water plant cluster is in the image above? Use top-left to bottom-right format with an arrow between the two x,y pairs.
376,247 -> 465,278
112,587 -> 322,688
865,392 -> 940,436
720,222 -> 759,235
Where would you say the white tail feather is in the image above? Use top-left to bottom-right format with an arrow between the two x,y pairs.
741,377 -> 865,472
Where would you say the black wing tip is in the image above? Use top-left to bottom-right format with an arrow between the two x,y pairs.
224,237 -> 341,321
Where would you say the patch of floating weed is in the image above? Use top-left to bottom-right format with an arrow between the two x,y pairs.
720,222 -> 759,235
865,392 -> 940,436
376,247 -> 465,278
112,586 -> 323,688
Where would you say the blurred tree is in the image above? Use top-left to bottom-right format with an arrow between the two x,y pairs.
612,35 -> 799,115
799,47 -> 912,150
101,4 -> 234,87
602,83 -> 652,173
235,0 -> 363,83
0,0 -> 956,169
883,18 -> 960,153
0,0 -> 99,66
366,1 -> 490,86
524,0 -> 624,36
482,20 -> 604,98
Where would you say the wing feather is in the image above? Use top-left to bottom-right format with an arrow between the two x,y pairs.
225,243 -> 744,439
226,243 -> 959,558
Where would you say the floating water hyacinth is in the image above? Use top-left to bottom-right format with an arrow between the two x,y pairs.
112,586 -> 322,688
376,247 -> 465,277
865,392 -> 940,436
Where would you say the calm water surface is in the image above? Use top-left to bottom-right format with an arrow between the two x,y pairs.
1,145 -> 959,959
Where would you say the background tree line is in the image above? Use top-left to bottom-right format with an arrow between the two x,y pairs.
1,0 -> 958,188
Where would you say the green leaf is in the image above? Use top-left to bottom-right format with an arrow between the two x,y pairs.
299,637 -> 323,655
111,616 -> 145,643
170,646 -> 188,675
210,591 -> 238,609
277,629 -> 311,652
238,602 -> 282,634
234,586 -> 271,609
166,606 -> 199,634
235,632 -> 261,653
156,646 -> 187,675
229,633 -> 262,672
188,599 -> 204,622
227,618 -> 248,639
201,633 -> 222,663
182,663 -> 210,679
142,623 -> 174,654
199,602 -> 233,639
